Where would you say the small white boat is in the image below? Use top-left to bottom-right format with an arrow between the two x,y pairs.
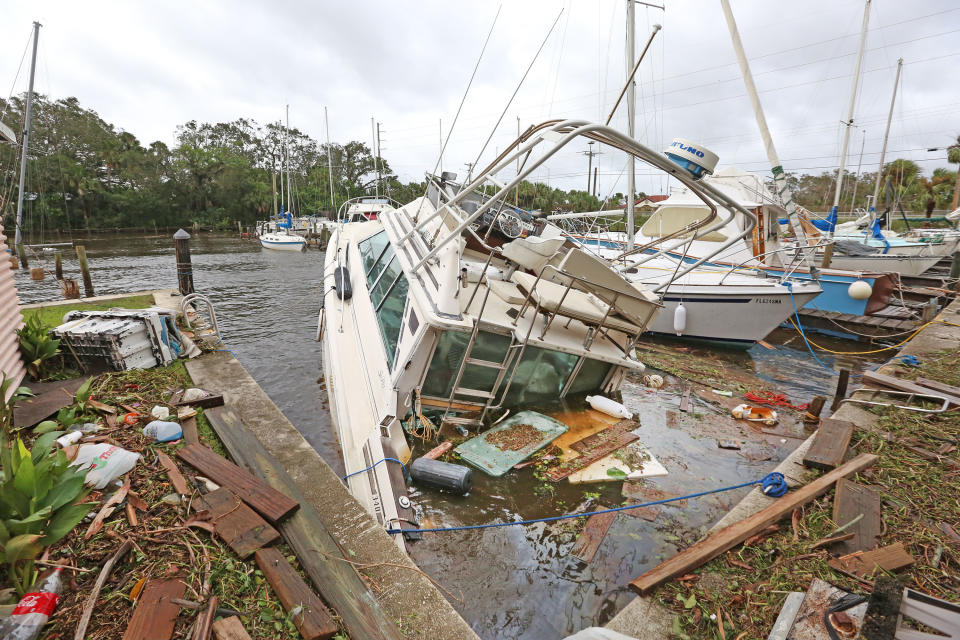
259,231 -> 306,251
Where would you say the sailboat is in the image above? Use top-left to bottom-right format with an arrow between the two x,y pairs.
261,106 -> 306,252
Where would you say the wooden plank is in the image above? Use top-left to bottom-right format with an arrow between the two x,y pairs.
622,501 -> 661,521
12,377 -> 86,428
202,406 -> 405,640
255,548 -> 339,640
803,419 -> 855,471
181,416 -> 199,446
195,488 -> 279,557
832,479 -> 882,554
177,444 -> 298,524
621,484 -> 688,507
830,369 -> 851,412
545,420 -> 639,482
914,376 -> 960,398
679,388 -> 691,412
628,453 -> 878,595
861,370 -> 960,406
158,452 -> 191,495
212,617 -> 253,640
122,579 -> 186,640
828,543 -> 914,579
571,512 -> 616,563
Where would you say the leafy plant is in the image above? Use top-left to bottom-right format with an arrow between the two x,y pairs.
16,315 -> 61,380
73,377 -> 95,413
0,374 -> 33,436
56,407 -> 80,430
0,429 -> 91,595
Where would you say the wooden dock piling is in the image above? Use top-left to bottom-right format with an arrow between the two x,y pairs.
174,229 -> 195,295
16,243 -> 28,269
54,250 -> 63,279
75,245 -> 95,297
950,250 -> 960,292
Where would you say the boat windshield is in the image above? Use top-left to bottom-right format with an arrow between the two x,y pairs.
421,329 -> 612,407
358,231 -> 408,366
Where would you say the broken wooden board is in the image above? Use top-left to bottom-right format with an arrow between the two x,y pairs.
571,512 -> 617,563
629,453 -> 878,595
832,479 -> 881,555
544,420 -> 639,482
12,377 -> 86,428
622,501 -> 661,521
621,484 -> 688,507
567,442 -> 668,484
828,543 -> 914,579
212,616 -> 253,640
803,419 -> 855,471
196,488 -> 279,558
785,578 -> 868,640
157,452 -> 190,495
914,376 -> 960,401
177,444 -> 298,524
861,370 -> 960,406
255,548 -> 338,640
122,579 -> 186,640
180,416 -> 199,446
679,387 -> 691,412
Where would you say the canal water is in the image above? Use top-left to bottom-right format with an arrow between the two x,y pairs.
13,234 -> 886,639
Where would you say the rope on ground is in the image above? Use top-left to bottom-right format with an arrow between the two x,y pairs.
787,317 -> 960,356
744,390 -> 808,412
343,457 -> 409,482
385,472 -> 786,535
785,282 -> 837,374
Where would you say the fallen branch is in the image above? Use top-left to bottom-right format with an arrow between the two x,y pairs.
74,539 -> 133,640
809,532 -> 856,551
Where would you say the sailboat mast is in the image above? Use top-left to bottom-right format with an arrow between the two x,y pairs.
872,58 -> 903,229
14,21 -> 41,267
371,117 -> 379,198
625,0 -> 636,250
278,118 -> 285,214
325,106 -> 335,215
285,104 -> 292,214
719,0 -> 818,277
830,0 -> 872,226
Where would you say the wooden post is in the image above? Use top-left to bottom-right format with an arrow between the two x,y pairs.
821,241 -> 834,269
831,368 -> 851,412
63,278 -> 80,299
9,255 -> 18,270
54,250 -> 63,279
950,251 -> 960,293
237,220 -> 242,236
174,229 -> 194,296
75,245 -> 94,297
16,243 -> 28,269
30,267 -> 44,280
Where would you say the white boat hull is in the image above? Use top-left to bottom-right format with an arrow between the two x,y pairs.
260,233 -> 306,251
823,253 -> 942,277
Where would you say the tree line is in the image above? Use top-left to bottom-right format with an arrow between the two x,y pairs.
1,94 -> 956,237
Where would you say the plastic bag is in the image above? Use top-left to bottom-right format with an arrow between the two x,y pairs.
150,406 -> 170,420
71,444 -> 140,489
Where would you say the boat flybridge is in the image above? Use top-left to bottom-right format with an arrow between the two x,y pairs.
320,119 -> 805,544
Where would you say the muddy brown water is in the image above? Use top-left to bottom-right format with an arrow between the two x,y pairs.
12,234 -> 888,639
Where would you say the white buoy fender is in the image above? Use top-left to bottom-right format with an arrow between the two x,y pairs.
673,302 -> 687,336
585,395 -> 633,419
848,280 -> 873,300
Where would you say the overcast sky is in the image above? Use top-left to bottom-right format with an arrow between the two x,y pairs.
4,0 -> 959,201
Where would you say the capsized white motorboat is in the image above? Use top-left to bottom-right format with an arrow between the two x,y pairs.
320,119 -> 789,544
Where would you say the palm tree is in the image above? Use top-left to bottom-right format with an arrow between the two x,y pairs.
948,134 -> 960,210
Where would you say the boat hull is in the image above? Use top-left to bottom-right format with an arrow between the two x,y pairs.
260,233 -> 306,251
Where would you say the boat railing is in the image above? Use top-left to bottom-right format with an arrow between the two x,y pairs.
717,238 -> 834,285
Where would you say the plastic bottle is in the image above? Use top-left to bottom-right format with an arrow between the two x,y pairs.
0,569 -> 63,640
142,420 -> 183,442
55,431 -> 83,448
585,395 -> 633,419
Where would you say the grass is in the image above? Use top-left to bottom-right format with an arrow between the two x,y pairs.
653,350 -> 960,639
16,361 -> 348,639
21,293 -> 157,328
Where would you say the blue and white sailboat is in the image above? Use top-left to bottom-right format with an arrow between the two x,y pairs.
260,210 -> 306,251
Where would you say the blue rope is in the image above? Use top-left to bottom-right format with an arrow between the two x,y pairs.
785,282 -> 836,375
385,472 -> 786,535
343,457 -> 408,482
761,472 -> 788,497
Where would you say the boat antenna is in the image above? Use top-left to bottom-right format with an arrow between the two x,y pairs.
828,0 -> 871,238
465,8 -> 563,184
413,4 -> 501,221
719,0 -> 819,280
14,21 -> 41,268
605,23 -> 661,126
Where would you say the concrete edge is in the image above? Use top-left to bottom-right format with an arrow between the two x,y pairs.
19,288 -> 178,310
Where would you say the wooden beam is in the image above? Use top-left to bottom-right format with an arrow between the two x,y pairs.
177,444 -> 298,524
158,452 -> 190,495
212,617 -> 253,640
828,543 -> 914,579
195,488 -> 279,558
571,512 -> 617,563
803,419 -> 855,471
830,368 -> 851,412
832,479 -> 881,555
628,453 -> 878,595
202,406 -> 405,640
255,548 -> 339,640
181,416 -> 199,446
122,579 -> 186,640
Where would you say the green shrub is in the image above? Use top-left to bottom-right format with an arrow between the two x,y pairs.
16,315 -> 61,380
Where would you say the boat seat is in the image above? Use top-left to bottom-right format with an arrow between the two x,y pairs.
547,248 -> 660,327
512,271 -> 644,335
487,279 -> 527,306
501,236 -> 566,272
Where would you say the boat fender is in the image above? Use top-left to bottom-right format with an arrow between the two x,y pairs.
847,280 -> 872,300
334,266 -> 352,300
410,457 -> 473,495
585,395 -> 633,420
673,302 -> 687,336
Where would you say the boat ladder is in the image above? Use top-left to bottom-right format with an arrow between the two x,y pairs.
180,293 -> 222,345
438,284 -> 538,432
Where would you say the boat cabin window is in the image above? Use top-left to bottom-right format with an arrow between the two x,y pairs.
641,206 -> 728,242
359,232 -> 408,367
421,330 -> 613,406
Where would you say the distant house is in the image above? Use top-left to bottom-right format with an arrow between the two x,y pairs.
630,195 -> 669,211
0,221 -> 24,398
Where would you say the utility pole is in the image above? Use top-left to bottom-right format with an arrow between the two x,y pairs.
581,141 -> 600,194
829,0 -> 871,234
872,58 -> 903,229
324,106 -> 335,216
15,21 -> 41,269
625,0 -> 636,249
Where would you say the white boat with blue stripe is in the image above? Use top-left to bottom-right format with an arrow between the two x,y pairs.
260,230 -> 306,251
